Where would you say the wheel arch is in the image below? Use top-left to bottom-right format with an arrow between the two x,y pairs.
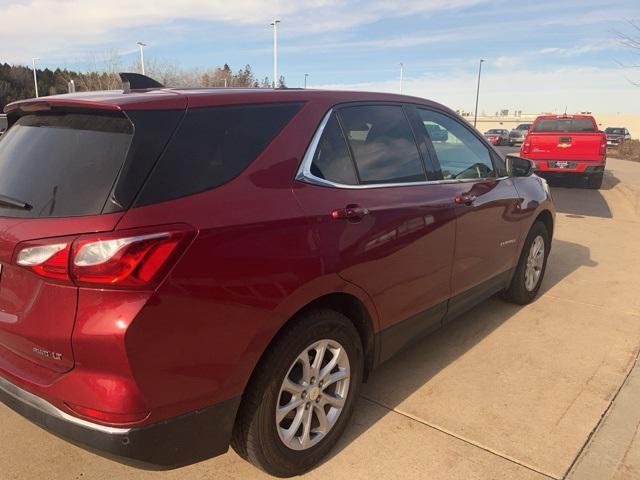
242,289 -> 379,405
534,209 -> 554,242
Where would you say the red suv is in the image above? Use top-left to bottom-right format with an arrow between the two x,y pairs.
0,80 -> 554,477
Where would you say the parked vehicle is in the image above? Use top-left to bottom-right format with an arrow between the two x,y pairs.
425,122 -> 448,142
520,114 -> 606,189
0,78 -> 555,477
509,123 -> 532,145
484,128 -> 509,146
604,127 -> 631,147
0,114 -> 7,135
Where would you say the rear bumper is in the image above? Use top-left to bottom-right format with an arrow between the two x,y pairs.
531,159 -> 605,175
0,375 -> 240,470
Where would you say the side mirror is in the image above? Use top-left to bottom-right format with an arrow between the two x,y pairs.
506,154 -> 534,177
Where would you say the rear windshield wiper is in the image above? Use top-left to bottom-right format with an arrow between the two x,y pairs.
0,193 -> 32,210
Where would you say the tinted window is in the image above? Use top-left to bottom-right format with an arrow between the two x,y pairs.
418,109 -> 495,180
533,118 -> 596,132
310,113 -> 358,185
0,116 -> 7,132
0,113 -> 133,218
338,105 -> 425,184
137,103 -> 302,206
605,128 -> 624,134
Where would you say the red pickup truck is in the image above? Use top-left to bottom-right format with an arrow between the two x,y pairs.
520,114 -> 607,189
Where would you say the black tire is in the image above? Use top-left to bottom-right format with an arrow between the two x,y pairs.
503,221 -> 550,305
587,172 -> 603,189
231,309 -> 364,477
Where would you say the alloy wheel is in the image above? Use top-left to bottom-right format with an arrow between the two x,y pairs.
276,339 -> 350,451
525,235 -> 545,291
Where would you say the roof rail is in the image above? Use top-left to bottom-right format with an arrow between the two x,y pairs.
119,72 -> 164,91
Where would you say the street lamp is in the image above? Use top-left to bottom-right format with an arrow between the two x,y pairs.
304,73 -> 309,89
137,42 -> 147,75
270,19 -> 280,88
473,59 -> 484,128
399,63 -> 404,94
32,57 -> 39,98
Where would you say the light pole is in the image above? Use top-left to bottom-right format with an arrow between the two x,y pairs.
32,57 -> 39,98
304,73 -> 309,88
399,63 -> 404,94
137,42 -> 147,75
270,19 -> 280,88
473,59 -> 484,128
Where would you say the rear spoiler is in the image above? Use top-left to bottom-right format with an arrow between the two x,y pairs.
119,73 -> 164,91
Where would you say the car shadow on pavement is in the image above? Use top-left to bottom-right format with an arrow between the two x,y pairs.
548,171 -> 619,219
321,238 -> 597,465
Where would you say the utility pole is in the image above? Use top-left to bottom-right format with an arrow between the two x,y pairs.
271,19 -> 280,88
32,58 -> 39,98
473,59 -> 484,128
304,73 -> 309,89
137,42 -> 147,75
399,63 -> 404,94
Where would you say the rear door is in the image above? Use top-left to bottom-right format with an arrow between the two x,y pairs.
293,104 -> 456,352
0,110 -> 139,373
415,108 -> 524,317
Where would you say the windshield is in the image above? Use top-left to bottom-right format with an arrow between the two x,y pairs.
532,118 -> 596,133
516,124 -> 531,130
605,128 -> 624,135
0,112 -> 133,218
486,129 -> 502,134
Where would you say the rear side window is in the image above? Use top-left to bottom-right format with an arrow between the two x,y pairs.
418,109 -> 495,180
533,118 -> 596,133
136,103 -> 302,206
338,105 -> 426,184
0,113 -> 133,218
310,113 -> 358,185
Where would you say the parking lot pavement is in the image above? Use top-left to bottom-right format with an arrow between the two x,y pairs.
2,158 -> 640,480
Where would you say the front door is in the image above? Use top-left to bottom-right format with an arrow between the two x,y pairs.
415,108 -> 524,315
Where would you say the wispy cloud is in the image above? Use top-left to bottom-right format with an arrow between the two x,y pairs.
314,66 -> 639,114
0,0 -> 488,63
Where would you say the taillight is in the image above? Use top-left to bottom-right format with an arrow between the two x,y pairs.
14,225 -> 195,289
16,241 -> 72,281
521,140 -> 531,155
599,134 -> 607,156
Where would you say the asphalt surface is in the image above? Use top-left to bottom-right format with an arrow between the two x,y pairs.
2,155 -> 640,480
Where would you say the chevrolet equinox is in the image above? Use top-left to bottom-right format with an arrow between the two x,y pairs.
0,76 -> 555,477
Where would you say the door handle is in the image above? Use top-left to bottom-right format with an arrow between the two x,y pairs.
331,205 -> 370,221
454,193 -> 477,206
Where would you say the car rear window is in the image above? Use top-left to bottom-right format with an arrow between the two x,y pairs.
533,118 -> 596,133
338,105 -> 426,184
135,102 -> 302,206
0,112 -> 133,218
310,113 -> 358,185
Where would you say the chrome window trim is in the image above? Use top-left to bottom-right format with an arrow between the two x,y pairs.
295,108 -> 506,190
0,375 -> 132,435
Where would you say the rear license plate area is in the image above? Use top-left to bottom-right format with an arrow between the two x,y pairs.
549,161 -> 576,169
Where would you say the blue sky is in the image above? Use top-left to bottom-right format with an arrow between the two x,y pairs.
1,0 -> 639,113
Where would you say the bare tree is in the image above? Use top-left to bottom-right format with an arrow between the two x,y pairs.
614,19 -> 640,86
